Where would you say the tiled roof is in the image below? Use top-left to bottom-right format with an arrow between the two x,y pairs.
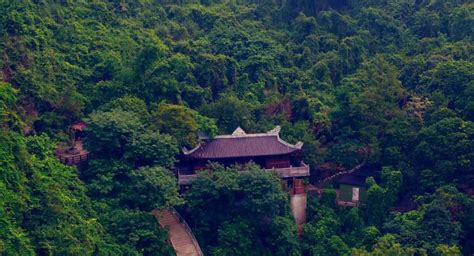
337,174 -> 367,186
71,121 -> 86,131
183,126 -> 303,159
337,168 -> 376,186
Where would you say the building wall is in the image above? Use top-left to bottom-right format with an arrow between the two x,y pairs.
188,155 -> 294,171
339,184 -> 367,203
265,157 -> 291,169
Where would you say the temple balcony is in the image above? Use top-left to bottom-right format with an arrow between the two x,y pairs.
177,162 -> 310,186
265,162 -> 310,178
178,171 -> 198,185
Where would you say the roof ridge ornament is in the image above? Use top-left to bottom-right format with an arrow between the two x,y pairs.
232,127 -> 246,136
267,126 -> 281,134
295,141 -> 304,149
182,147 -> 190,154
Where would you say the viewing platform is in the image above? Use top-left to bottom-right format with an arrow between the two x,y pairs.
55,141 -> 89,165
55,122 -> 89,166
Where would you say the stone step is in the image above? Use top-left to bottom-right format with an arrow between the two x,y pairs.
172,236 -> 191,242
160,219 -> 175,225
173,236 -> 192,242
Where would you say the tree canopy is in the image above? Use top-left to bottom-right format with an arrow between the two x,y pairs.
0,0 -> 473,255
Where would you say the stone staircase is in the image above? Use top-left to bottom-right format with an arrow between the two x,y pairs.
154,209 -> 203,256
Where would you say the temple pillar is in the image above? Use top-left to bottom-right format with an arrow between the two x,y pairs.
289,178 -> 306,237
293,178 -> 305,195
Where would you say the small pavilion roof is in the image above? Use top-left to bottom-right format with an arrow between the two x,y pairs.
337,168 -> 376,186
337,174 -> 367,186
71,121 -> 86,131
183,126 -> 303,159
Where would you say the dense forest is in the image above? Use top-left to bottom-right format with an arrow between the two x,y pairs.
1,0 -> 473,255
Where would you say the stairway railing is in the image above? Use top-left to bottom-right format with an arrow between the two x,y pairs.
317,162 -> 366,186
169,208 -> 204,256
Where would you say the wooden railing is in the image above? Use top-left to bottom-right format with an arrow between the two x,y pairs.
178,172 -> 198,185
169,208 -> 204,256
318,162 -> 365,186
178,163 -> 310,185
56,153 -> 89,165
336,200 -> 360,207
266,162 -> 310,178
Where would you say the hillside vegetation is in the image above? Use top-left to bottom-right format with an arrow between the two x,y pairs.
1,0 -> 473,255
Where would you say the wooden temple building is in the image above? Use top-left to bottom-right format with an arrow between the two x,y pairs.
177,126 -> 310,194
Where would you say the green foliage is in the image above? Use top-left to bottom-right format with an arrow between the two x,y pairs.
352,234 -> 421,256
152,103 -> 217,146
126,130 -> 179,167
0,132 -> 115,255
185,164 -> 298,255
380,166 -> 403,205
302,204 -> 345,255
0,82 -> 21,129
1,0 -> 473,254
93,204 -> 175,256
320,188 -> 337,208
83,165 -> 180,254
365,178 -> 389,226
382,186 -> 470,254
122,166 -> 184,211
201,94 -> 255,133
98,95 -> 150,120
83,104 -> 184,254
364,169 -> 402,227
415,117 -> 474,190
332,57 -> 406,163
85,109 -> 145,158
280,121 -> 325,169
422,60 -> 474,120
435,244 -> 462,256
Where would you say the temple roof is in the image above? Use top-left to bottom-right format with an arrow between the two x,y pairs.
183,126 -> 303,159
